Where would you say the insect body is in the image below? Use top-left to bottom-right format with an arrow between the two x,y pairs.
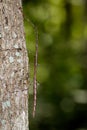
23,14 -> 38,118
33,27 -> 38,118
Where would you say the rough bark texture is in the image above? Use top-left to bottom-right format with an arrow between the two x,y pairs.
0,0 -> 29,129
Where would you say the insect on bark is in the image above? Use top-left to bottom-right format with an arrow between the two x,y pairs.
19,7 -> 38,118
22,14 -> 39,118
33,26 -> 38,118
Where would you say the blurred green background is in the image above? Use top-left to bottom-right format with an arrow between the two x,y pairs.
23,0 -> 87,130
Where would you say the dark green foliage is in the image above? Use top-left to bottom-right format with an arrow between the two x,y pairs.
23,0 -> 87,130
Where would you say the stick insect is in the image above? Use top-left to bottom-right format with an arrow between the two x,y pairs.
23,16 -> 38,118
19,5 -> 38,117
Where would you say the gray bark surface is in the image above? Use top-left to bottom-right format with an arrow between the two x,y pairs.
0,0 -> 29,129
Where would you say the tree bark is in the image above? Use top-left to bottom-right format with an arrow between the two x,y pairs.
0,0 -> 29,129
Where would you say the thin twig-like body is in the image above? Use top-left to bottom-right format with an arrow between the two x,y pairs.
33,27 -> 38,118
23,15 -> 38,117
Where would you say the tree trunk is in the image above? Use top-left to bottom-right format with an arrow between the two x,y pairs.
0,0 -> 29,129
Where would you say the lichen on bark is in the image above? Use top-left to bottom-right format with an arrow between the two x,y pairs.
0,0 -> 29,129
